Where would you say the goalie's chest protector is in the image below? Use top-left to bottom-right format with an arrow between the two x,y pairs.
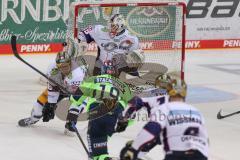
90,25 -> 139,61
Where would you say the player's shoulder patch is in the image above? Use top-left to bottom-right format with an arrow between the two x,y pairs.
50,68 -> 59,76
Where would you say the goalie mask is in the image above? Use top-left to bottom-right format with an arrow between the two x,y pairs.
56,51 -> 71,76
109,14 -> 126,37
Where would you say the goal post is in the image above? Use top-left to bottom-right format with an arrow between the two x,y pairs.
67,2 -> 186,81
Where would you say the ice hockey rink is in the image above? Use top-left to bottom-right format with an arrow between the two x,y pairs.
0,49 -> 240,160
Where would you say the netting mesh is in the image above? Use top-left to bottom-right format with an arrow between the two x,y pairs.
67,3 -> 185,80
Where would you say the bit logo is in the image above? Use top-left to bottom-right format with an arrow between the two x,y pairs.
20,44 -> 50,52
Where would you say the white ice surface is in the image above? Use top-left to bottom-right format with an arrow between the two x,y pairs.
0,50 -> 240,160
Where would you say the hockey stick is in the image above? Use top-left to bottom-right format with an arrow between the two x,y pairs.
11,35 -> 119,122
12,35 -> 90,156
72,123 -> 90,157
11,35 -> 71,95
76,55 -> 91,76
217,109 -> 240,119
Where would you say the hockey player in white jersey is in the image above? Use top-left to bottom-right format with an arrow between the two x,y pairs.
76,14 -> 143,76
18,50 -> 86,133
115,74 -> 171,133
120,76 -> 209,160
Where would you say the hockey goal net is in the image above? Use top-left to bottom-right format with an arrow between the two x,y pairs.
67,2 -> 186,81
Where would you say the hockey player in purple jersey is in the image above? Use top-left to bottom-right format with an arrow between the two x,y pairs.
120,75 -> 209,160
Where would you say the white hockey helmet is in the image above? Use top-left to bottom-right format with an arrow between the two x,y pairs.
109,14 -> 126,36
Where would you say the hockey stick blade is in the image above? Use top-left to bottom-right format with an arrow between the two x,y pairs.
11,35 -> 71,95
217,109 -> 240,119
11,35 -> 18,56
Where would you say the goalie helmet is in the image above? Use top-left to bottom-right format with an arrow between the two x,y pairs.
109,14 -> 126,36
56,51 -> 71,76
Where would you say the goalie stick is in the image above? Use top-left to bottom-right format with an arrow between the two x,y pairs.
217,109 -> 240,119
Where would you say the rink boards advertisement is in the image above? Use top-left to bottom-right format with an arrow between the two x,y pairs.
1,0 -> 240,54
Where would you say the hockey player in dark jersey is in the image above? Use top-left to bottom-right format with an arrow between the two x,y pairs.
66,60 -> 133,160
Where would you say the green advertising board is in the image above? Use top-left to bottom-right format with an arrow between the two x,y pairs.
0,0 -> 79,44
0,0 -> 180,53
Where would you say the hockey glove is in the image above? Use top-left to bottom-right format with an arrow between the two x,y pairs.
120,141 -> 139,160
65,121 -> 77,132
65,108 -> 79,132
115,117 -> 129,133
42,103 -> 56,122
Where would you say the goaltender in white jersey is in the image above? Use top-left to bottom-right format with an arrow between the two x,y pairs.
120,75 -> 209,160
77,14 -> 142,76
